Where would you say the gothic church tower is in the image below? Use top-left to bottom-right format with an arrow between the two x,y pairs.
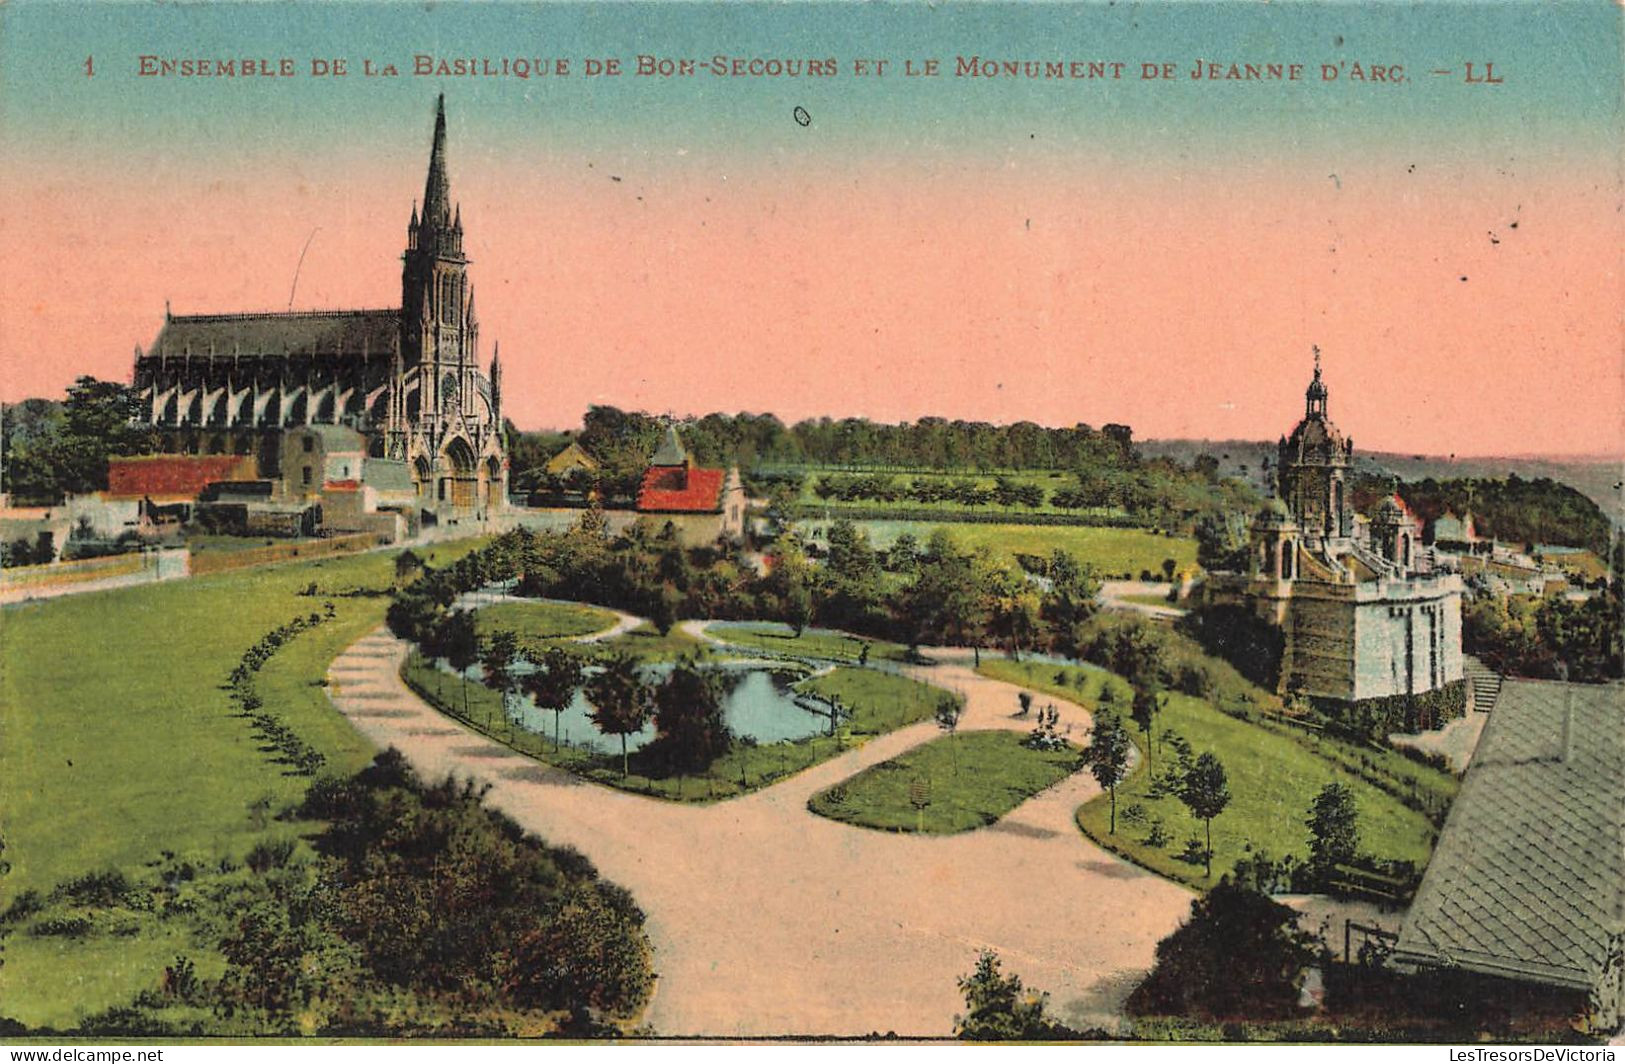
389,95 -> 505,514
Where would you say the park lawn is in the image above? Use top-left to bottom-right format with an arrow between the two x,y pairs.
593,622 -> 712,662
474,600 -> 619,643
797,666 -> 942,735
0,537 -> 488,1029
808,730 -> 1082,834
401,656 -> 946,804
703,622 -> 912,665
978,658 -> 1444,890
798,519 -> 1197,580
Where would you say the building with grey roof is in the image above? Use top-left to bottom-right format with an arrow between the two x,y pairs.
1392,678 -> 1624,1032
130,95 -> 507,521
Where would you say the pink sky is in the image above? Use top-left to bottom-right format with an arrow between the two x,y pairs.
2,150 -> 1619,457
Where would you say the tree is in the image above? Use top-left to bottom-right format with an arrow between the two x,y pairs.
770,534 -> 817,637
887,531 -> 922,574
954,950 -> 1065,1041
4,377 -> 158,501
507,882 -> 655,1019
902,531 -> 984,653
652,657 -> 731,778
394,549 -> 425,586
649,583 -> 681,636
1041,549 -> 1100,655
524,645 -> 585,752
1179,752 -> 1231,878
1130,685 -> 1161,772
1107,623 -> 1163,689
439,610 -> 480,718
988,568 -> 1041,661
585,653 -> 651,778
1086,711 -> 1132,834
1306,782 -> 1360,879
1127,880 -> 1315,1020
480,629 -> 521,735
785,583 -> 813,638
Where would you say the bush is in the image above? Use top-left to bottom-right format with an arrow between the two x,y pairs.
1,889 -> 44,924
57,868 -> 134,907
31,915 -> 95,938
955,950 -> 1076,1041
245,838 -> 296,875
1128,880 -> 1316,1020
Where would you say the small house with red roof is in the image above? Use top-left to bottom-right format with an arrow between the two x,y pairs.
634,425 -> 745,546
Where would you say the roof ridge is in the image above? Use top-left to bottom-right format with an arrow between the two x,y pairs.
168,308 -> 400,323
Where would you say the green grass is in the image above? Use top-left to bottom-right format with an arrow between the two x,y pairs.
808,730 -> 1081,834
184,533 -> 308,554
978,658 -> 1450,890
593,622 -> 712,662
797,519 -> 1197,579
703,622 -> 912,665
474,600 -> 618,643
0,536 -> 489,1028
797,666 -> 943,735
401,657 -> 945,805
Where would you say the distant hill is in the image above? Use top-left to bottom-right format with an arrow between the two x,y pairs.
1138,438 -> 1624,525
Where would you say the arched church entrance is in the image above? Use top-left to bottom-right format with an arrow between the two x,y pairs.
441,437 -> 478,511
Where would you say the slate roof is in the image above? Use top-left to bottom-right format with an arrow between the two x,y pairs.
144,310 -> 400,360
292,424 -> 366,452
362,459 -> 415,494
637,465 -> 725,514
1393,679 -> 1625,993
650,424 -> 688,467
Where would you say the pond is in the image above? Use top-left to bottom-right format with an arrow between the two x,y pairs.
445,659 -> 829,755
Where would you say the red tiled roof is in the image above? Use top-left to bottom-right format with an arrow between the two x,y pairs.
637,465 -> 725,513
107,455 -> 256,499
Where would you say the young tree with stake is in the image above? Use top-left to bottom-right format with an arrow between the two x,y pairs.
1179,752 -> 1231,878
524,644 -> 586,752
1087,710 -> 1132,834
585,653 -> 652,779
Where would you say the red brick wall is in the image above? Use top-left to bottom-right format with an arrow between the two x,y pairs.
107,455 -> 256,499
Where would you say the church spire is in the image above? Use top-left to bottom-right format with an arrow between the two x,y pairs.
490,341 -> 502,427
422,94 -> 451,231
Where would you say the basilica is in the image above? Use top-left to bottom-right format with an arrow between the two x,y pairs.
129,96 -> 506,521
1206,355 -> 1465,708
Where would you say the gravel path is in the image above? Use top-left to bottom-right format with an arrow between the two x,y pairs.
326,625 -> 1193,1037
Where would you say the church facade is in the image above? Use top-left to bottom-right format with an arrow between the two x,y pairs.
130,96 -> 506,519
1207,356 -> 1464,705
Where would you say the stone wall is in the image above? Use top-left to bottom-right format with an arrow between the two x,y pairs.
1351,585 -> 1464,701
1285,591 -> 1358,700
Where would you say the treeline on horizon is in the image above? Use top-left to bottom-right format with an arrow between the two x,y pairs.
0,384 -> 1613,557
510,405 -> 1266,532
512,405 -> 1143,478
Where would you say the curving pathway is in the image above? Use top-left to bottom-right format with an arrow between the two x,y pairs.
325,621 -> 1193,1038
